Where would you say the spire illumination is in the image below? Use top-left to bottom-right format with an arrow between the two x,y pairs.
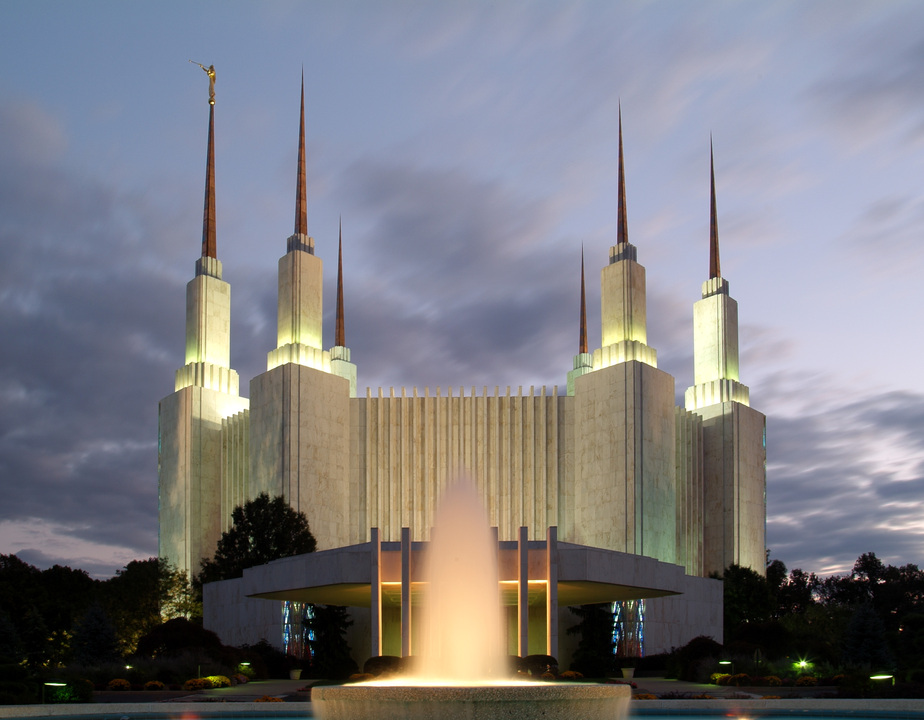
579,246 -> 587,354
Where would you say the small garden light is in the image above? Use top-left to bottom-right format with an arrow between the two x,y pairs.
42,681 -> 66,704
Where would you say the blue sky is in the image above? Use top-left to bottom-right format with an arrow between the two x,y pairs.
1,1 -> 923,578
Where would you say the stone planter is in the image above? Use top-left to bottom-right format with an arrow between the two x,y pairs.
290,669 -> 302,680
620,667 -> 635,679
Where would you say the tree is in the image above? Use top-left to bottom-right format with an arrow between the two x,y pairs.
103,558 -> 200,655
71,603 -> 120,666
842,603 -> 893,671
197,493 -> 317,585
305,605 -> 357,680
566,604 -> 616,677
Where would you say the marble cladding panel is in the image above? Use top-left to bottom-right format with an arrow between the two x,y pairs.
674,407 -> 704,576
643,575 -> 723,652
692,291 -> 740,386
185,274 -> 231,368
601,257 -> 648,347
204,579 -> 284,650
593,340 -> 658,371
221,409 -> 251,533
277,249 -> 323,350
698,401 -> 767,576
175,361 -> 240,394
572,362 -> 677,565
359,386 -> 562,544
158,386 -> 248,578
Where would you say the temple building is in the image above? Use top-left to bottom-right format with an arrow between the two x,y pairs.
158,80 -> 766,666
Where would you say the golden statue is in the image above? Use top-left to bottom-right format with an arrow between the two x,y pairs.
190,60 -> 216,104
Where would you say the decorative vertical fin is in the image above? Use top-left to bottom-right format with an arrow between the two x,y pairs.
709,137 -> 721,279
616,103 -> 628,246
335,217 -> 345,348
295,70 -> 308,237
579,246 -> 587,354
201,102 -> 217,259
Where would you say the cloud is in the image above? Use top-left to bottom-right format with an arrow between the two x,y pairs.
766,376 -> 924,575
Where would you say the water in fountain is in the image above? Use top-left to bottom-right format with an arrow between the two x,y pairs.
313,475 -> 630,719
415,478 -> 505,682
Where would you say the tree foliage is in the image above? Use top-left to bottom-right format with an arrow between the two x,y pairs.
71,603 -> 120,666
305,605 -> 357,680
197,493 -> 317,585
566,604 -> 616,677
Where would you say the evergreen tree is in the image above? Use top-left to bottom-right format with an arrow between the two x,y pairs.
566,604 -> 616,677
842,603 -> 893,671
72,603 -> 120,666
197,493 -> 317,585
19,607 -> 50,669
305,605 -> 357,680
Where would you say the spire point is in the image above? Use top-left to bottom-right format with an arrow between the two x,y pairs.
201,102 -> 217,259
335,217 -> 346,348
616,103 -> 629,246
579,246 -> 588,354
294,73 -> 308,237
709,138 -> 721,279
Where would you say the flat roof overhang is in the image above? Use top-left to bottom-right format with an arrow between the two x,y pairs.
235,539 -> 695,607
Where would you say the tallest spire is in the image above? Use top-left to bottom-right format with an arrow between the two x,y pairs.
616,103 -> 628,246
201,100 -> 217,259
295,70 -> 308,237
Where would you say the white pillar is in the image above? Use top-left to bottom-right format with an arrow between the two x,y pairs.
546,526 -> 558,658
370,528 -> 382,657
401,527 -> 412,657
518,526 -> 529,658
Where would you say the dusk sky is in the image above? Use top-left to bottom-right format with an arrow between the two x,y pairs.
1,1 -> 923,579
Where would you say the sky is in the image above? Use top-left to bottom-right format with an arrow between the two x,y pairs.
1,1 -> 923,580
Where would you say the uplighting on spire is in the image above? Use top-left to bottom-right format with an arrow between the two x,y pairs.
295,69 -> 308,237
616,103 -> 628,246
709,137 -> 721,279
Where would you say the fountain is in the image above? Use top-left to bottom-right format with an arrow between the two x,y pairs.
312,479 -> 630,720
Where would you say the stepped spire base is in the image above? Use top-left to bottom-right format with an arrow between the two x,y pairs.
175,362 -> 240,394
268,343 -> 330,372
685,379 -> 750,410
287,233 -> 315,254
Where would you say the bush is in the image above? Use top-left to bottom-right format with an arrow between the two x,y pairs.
231,673 -> 249,684
710,672 -> 730,685
523,654 -> 559,676
205,674 -> 231,688
144,680 -> 166,690
256,695 -> 284,702
45,679 -> 94,703
183,677 -> 213,691
106,678 -> 131,691
136,619 -> 223,660
728,673 -> 752,686
669,636 -> 723,682
560,670 -> 583,680
348,673 -> 375,682
795,675 -> 818,686
363,655 -> 403,676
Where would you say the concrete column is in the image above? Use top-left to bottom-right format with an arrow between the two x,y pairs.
518,526 -> 528,658
401,526 -> 411,657
370,528 -> 382,657
546,526 -> 558,658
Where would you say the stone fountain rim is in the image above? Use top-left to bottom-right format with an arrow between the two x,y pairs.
312,682 -> 631,701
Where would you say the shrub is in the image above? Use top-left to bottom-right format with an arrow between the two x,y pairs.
633,693 -> 658,699
728,673 -> 752,686
231,673 -> 250,684
256,695 -> 284,702
348,673 -> 375,682
795,675 -> 818,686
540,671 -> 556,680
206,674 -> 231,688
710,672 -> 731,685
765,675 -> 782,686
559,670 -> 583,680
524,654 -> 559,676
692,694 -> 715,699
46,679 -> 94,703
363,655 -> 403,676
183,677 -> 213,691
106,678 -> 131,691
143,680 -> 166,691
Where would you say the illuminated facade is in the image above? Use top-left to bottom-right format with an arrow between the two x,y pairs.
159,85 -> 766,663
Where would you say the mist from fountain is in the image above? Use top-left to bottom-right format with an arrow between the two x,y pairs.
312,476 -> 630,719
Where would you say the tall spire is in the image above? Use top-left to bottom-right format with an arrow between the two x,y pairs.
616,103 -> 628,246
579,246 -> 587,354
201,102 -> 217,259
295,70 -> 308,237
335,218 -> 345,348
709,137 -> 721,279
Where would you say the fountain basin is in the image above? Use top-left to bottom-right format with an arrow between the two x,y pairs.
312,682 -> 631,720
